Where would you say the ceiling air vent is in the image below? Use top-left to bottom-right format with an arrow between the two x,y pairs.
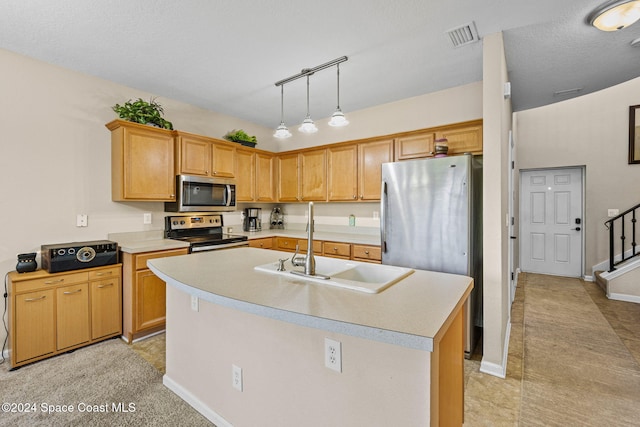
446,22 -> 480,48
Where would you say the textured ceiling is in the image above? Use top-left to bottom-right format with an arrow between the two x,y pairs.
2,0 -> 640,129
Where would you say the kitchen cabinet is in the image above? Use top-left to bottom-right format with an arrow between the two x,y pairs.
322,241 -> 351,259
277,153 -> 300,202
236,147 -> 255,201
352,244 -> 382,263
8,264 -> 122,368
358,139 -> 394,200
300,148 -> 327,201
107,120 -> 176,201
177,132 -> 236,178
328,144 -> 358,201
121,248 -> 189,343
255,152 -> 276,201
395,132 -> 435,160
435,121 -> 483,155
248,237 -> 274,249
275,237 -> 298,252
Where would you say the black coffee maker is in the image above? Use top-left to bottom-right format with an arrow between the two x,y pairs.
243,208 -> 261,232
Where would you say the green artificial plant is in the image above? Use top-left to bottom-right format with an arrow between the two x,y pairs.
112,97 -> 174,130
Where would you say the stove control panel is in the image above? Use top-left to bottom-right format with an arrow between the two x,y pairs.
165,214 -> 223,231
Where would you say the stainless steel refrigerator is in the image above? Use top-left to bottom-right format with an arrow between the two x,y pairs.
381,154 -> 482,357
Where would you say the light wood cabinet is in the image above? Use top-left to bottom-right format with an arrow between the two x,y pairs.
352,244 -> 382,263
395,133 -> 435,160
359,139 -> 394,200
277,153 -> 300,202
275,237 -> 298,252
8,265 -> 122,368
121,248 -> 189,342
107,119 -> 176,201
270,237 -> 381,263
300,149 -> 327,201
297,239 -> 323,253
236,148 -> 255,201
435,122 -> 483,155
323,241 -> 351,259
328,144 -> 358,201
256,152 -> 276,201
248,237 -> 274,249
177,132 -> 236,178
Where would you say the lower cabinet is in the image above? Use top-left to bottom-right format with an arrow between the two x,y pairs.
270,237 -> 380,263
121,248 -> 189,343
8,265 -> 122,369
248,237 -> 274,249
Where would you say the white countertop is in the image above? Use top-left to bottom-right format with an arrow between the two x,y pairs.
148,248 -> 473,351
238,228 -> 380,245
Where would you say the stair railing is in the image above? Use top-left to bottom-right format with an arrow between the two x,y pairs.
605,202 -> 640,271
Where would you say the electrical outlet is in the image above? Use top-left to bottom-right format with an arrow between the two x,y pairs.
190,295 -> 199,312
232,364 -> 243,391
76,214 -> 88,227
324,338 -> 342,372
143,212 -> 152,224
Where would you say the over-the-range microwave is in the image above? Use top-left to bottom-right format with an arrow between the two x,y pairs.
165,175 -> 237,212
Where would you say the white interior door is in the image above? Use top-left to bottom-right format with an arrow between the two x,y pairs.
520,167 -> 583,277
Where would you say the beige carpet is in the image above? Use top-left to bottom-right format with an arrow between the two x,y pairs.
0,338 -> 212,426
519,274 -> 640,426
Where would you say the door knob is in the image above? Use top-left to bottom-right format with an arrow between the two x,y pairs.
571,227 -> 581,231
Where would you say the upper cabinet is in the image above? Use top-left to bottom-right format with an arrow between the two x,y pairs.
107,120 -> 176,201
395,120 -> 483,160
359,139 -> 394,200
395,133 -> 435,160
277,149 -> 327,202
255,152 -> 276,202
176,132 -> 235,178
237,148 -> 276,202
435,122 -> 482,155
277,152 -> 300,202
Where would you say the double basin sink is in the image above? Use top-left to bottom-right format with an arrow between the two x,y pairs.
254,257 -> 414,294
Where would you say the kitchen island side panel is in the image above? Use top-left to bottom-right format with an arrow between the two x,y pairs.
163,285 -> 432,427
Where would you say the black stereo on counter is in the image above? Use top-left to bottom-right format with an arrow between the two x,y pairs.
41,240 -> 119,273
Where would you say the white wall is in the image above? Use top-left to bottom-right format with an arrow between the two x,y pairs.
515,75 -> 640,273
0,47 -> 483,356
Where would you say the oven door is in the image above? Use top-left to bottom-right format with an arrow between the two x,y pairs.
166,175 -> 237,212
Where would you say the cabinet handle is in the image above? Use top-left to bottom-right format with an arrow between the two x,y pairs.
353,195 -> 357,199
95,271 -> 113,276
25,295 -> 46,302
63,289 -> 82,295
360,194 -> 363,199
365,251 -> 370,255
333,247 -> 338,251
97,283 -> 114,289
44,278 -> 64,284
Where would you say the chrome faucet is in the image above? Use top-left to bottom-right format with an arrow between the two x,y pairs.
292,202 -> 316,275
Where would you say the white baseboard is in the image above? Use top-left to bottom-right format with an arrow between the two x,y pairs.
609,292 -> 640,304
480,321 -> 510,379
583,275 -> 593,282
163,374 -> 233,427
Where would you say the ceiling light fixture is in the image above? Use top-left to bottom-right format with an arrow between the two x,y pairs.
273,85 -> 292,139
298,74 -> 318,134
328,63 -> 349,127
274,56 -> 348,137
588,0 -> 640,31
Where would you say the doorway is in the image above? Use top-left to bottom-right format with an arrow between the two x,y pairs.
519,167 -> 584,277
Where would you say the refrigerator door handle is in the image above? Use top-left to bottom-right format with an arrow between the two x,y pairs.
380,180 -> 387,253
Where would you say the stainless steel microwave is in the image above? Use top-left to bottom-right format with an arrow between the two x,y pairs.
165,175 -> 237,212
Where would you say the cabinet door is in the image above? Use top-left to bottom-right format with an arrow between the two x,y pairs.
278,153 -> 300,202
121,126 -> 175,200
212,143 -> 236,177
300,149 -> 327,201
56,284 -> 90,350
435,124 -> 482,155
276,237 -> 298,252
14,289 -> 55,363
359,139 -> 394,200
91,277 -> 122,340
135,269 -> 166,331
256,152 -> 276,202
179,135 -> 211,176
236,148 -> 255,201
323,241 -> 351,259
248,237 -> 273,249
328,144 -> 358,201
395,133 -> 435,160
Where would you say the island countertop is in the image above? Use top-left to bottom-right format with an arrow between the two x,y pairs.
148,247 -> 473,352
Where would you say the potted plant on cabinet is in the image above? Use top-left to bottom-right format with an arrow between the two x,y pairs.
223,129 -> 257,147
112,97 -> 174,130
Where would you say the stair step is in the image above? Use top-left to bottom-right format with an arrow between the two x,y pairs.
594,270 -> 608,294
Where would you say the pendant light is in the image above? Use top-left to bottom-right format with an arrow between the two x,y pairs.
273,85 -> 292,139
298,75 -> 318,133
589,0 -> 640,31
328,63 -> 349,127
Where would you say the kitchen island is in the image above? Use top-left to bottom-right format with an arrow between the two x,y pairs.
148,247 -> 473,427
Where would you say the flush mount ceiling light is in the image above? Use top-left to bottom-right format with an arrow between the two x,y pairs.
588,0 -> 640,31
328,63 -> 349,127
273,85 -> 292,139
298,74 -> 318,134
274,56 -> 348,137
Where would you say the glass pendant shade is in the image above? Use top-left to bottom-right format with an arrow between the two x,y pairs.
274,122 -> 292,138
299,116 -> 318,133
328,108 -> 349,127
590,0 -> 640,31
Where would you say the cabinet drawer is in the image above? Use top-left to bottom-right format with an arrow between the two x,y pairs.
135,248 -> 189,270
88,265 -> 121,280
323,242 -> 351,258
297,239 -> 323,253
276,237 -> 298,252
14,271 -> 89,293
249,238 -> 273,249
352,245 -> 382,262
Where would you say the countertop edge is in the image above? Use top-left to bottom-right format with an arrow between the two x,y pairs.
149,262 -> 433,351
